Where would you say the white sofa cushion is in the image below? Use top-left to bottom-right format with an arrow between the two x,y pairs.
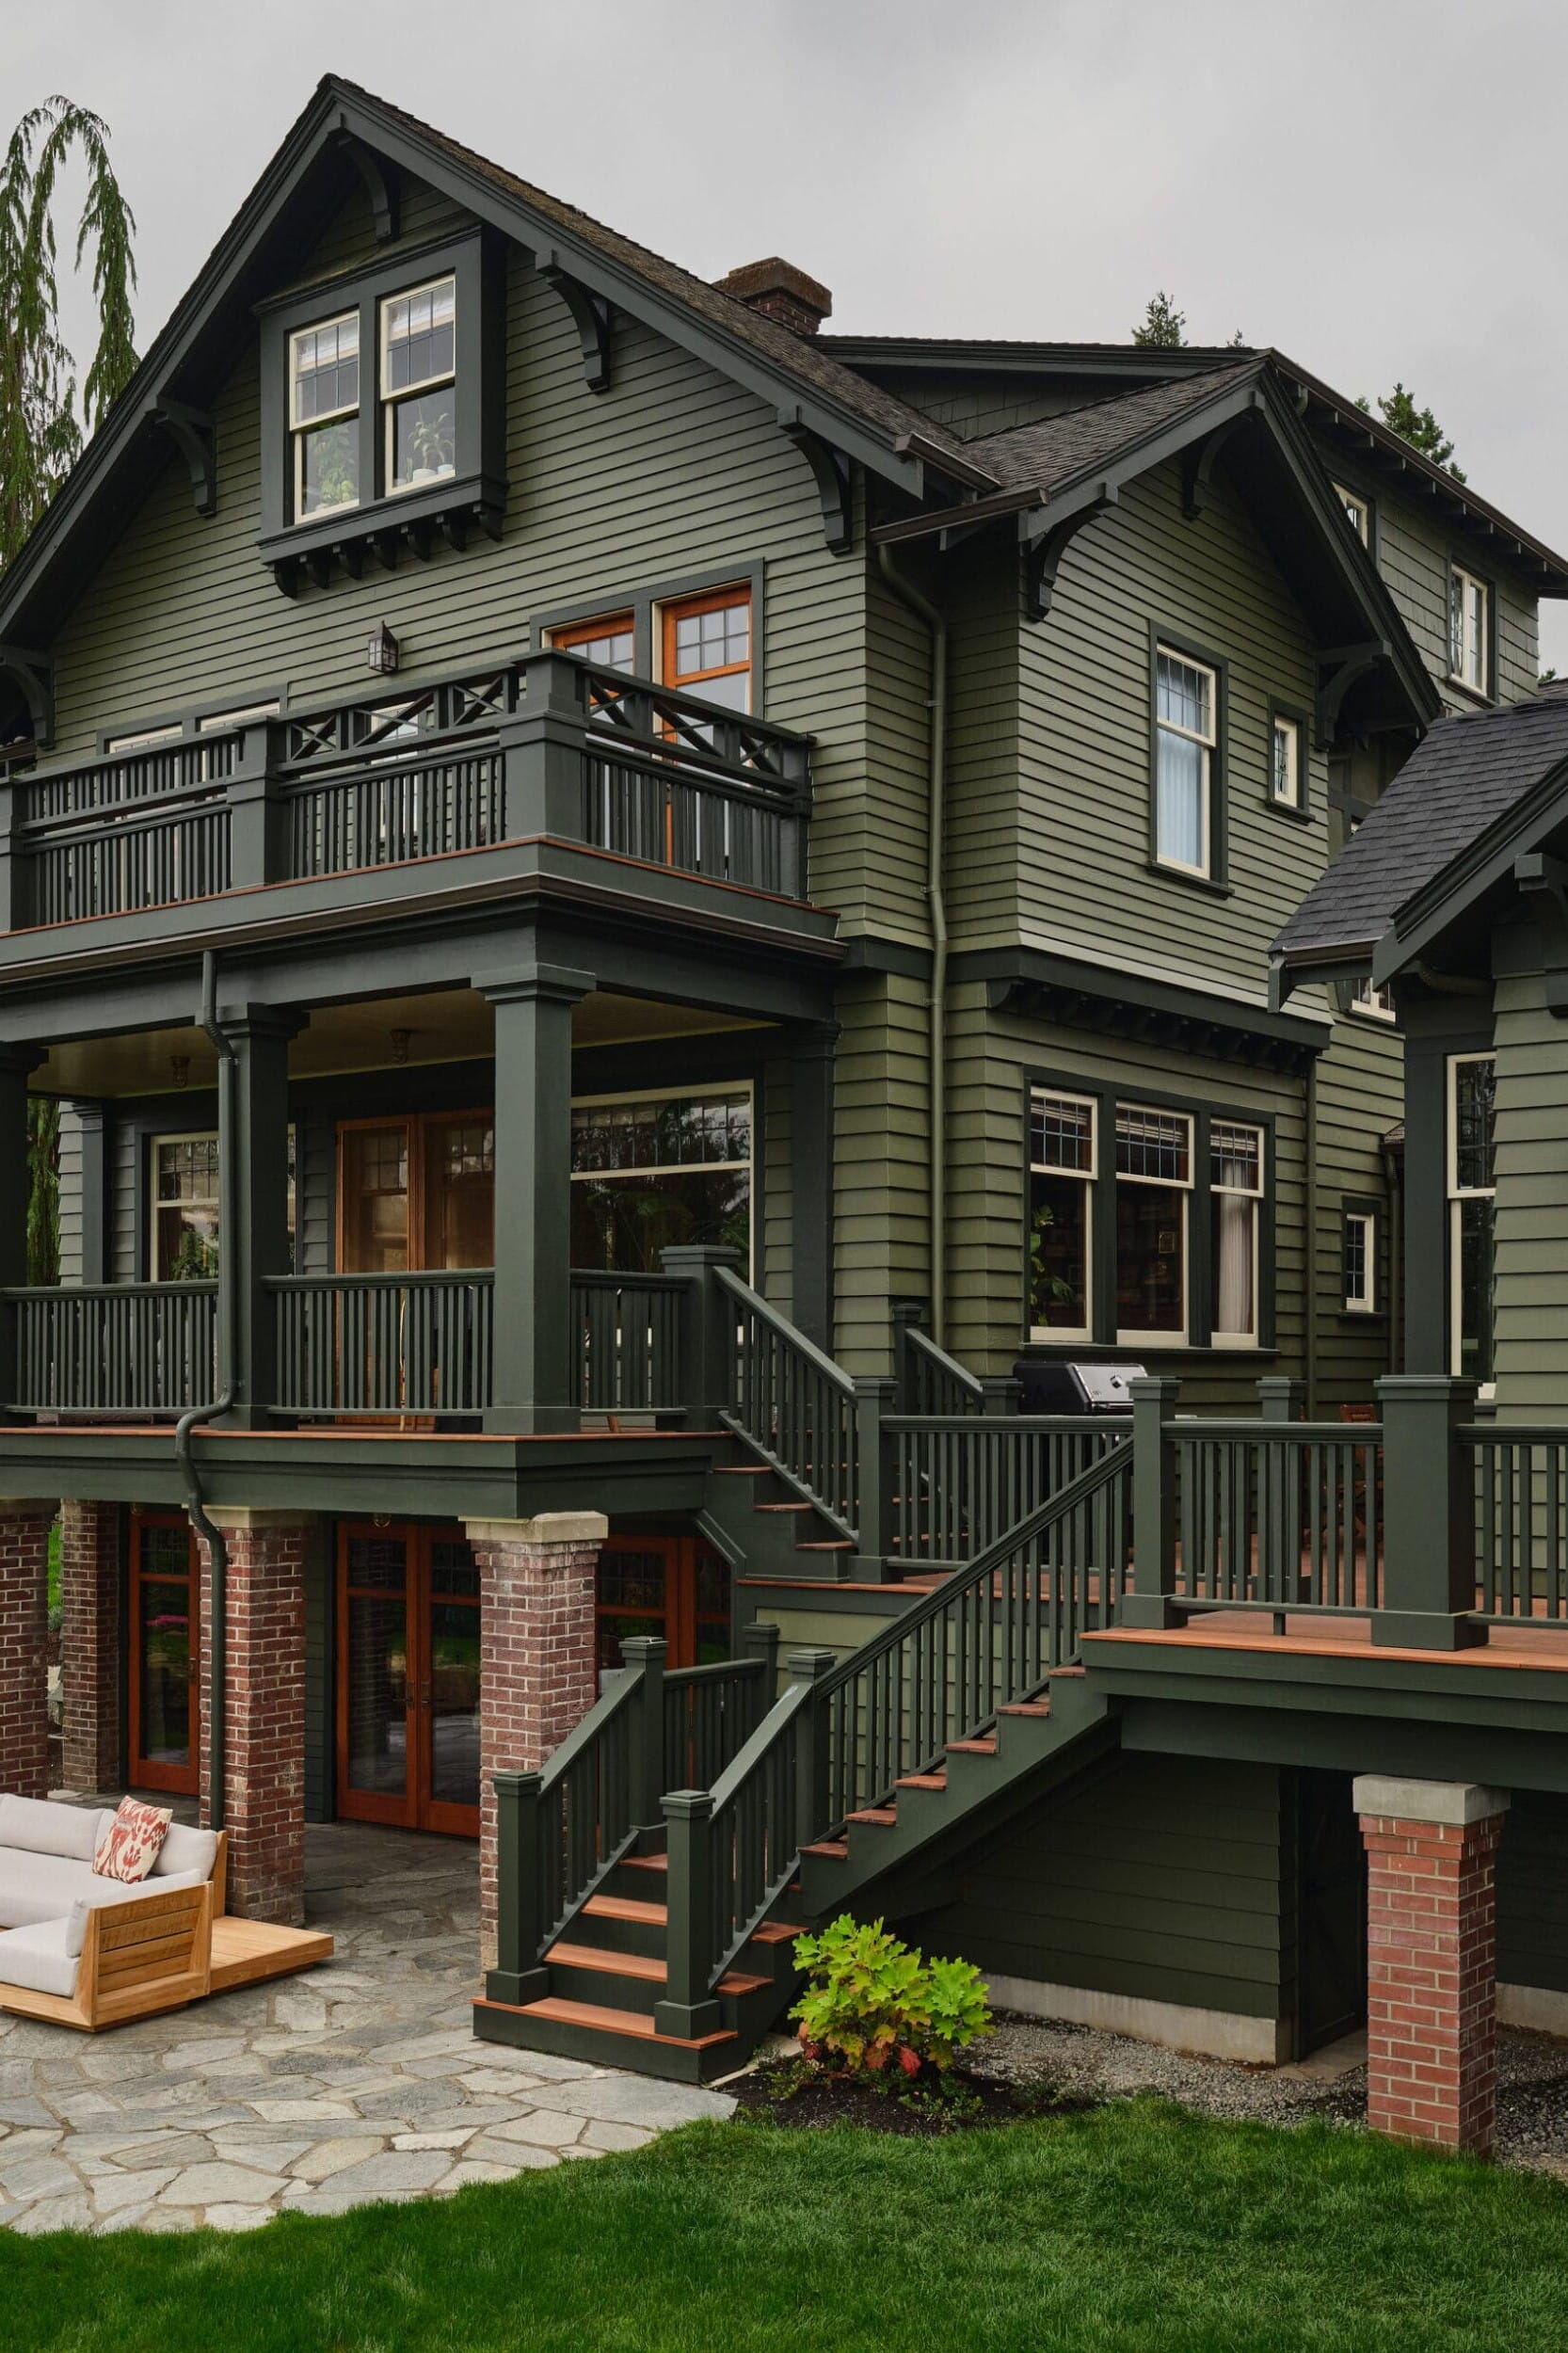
0,1849 -> 205,1930
0,1797 -> 109,1862
153,1822 -> 220,1881
0,1915 -> 79,1999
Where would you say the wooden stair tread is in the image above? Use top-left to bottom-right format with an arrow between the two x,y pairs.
796,1541 -> 855,1552
619,1853 -> 668,1873
548,1941 -> 664,1982
801,1840 -> 849,1860
717,1971 -> 773,1997
946,1737 -> 998,1755
583,1894 -> 667,1926
496,1995 -> 736,2052
896,1773 -> 948,1791
714,1465 -> 772,1477
998,1702 -> 1051,1719
846,1807 -> 898,1827
755,1501 -> 812,1513
749,1922 -> 807,1945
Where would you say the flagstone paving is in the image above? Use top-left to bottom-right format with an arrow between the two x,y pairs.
0,1820 -> 732,2233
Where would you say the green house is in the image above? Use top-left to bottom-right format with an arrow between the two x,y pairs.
1,76 -> 1566,2137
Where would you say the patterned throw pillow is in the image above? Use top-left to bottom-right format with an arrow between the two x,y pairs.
92,1798 -> 173,1884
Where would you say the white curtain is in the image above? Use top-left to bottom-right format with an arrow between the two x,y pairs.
1214,1193 -> 1255,1337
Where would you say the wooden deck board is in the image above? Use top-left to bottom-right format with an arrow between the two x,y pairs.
209,1916 -> 334,1993
1085,1614 -> 1568,1672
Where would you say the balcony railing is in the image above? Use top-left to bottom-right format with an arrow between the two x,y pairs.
269,1273 -> 495,1418
8,1281 -> 218,1417
0,652 -> 813,933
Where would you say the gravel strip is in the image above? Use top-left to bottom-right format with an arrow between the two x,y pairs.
968,2013 -> 1568,2173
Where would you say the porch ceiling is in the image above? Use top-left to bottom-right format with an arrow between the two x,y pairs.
36,989 -> 769,1099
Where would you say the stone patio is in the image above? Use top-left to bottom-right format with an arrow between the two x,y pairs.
0,1819 -> 732,2233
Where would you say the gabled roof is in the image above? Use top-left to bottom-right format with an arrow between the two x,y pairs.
1272,691 -> 1568,984
965,362 -> 1262,493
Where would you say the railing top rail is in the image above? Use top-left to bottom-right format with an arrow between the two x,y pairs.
264,1269 -> 495,1290
12,723 -> 253,791
884,1412 -> 1120,1434
533,1662 -> 643,1801
1459,1423 -> 1568,1443
822,1438 -> 1132,1698
706,1673 -> 819,1814
3,1279 -> 217,1300
556,650 -> 814,753
1172,1418 -> 1384,1442
570,1270 -> 689,1293
713,1263 -> 856,1396
17,775 -> 233,838
663,1657 -> 766,1691
901,1323 -> 984,1401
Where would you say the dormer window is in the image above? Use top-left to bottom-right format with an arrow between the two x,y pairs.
290,312 -> 360,520
382,277 -> 456,494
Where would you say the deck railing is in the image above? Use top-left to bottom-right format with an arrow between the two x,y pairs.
1465,1425 -> 1568,1621
1171,1418 -> 1384,1613
663,1635 -> 777,1791
5,1281 -> 217,1416
267,1272 -> 495,1417
894,1317 -> 984,1417
572,1271 -> 686,1417
887,1413 -> 1129,1565
0,652 -> 813,933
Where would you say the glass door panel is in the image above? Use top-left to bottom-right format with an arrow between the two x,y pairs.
424,1539 -> 480,1828
423,1118 -> 494,1270
130,1514 -> 200,1794
337,1529 -> 416,1825
339,1124 -> 411,1273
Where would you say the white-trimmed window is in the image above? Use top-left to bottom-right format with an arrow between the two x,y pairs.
1028,1091 -> 1096,1341
1209,1122 -> 1264,1345
1115,1104 -> 1192,1344
382,276 -> 456,495
152,1130 -> 296,1281
570,1087 -> 753,1277
1449,565 -> 1490,696
1334,483 -> 1370,546
1271,712 -> 1303,809
290,312 -> 360,520
1154,648 -> 1215,877
1344,1209 -> 1377,1315
1351,976 -> 1396,1021
1448,1054 -> 1496,1384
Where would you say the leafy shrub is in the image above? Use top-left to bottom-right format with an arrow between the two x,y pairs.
791,1914 -> 992,2077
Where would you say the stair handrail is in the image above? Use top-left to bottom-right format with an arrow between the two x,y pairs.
898,1320 -> 984,1416
488,1635 -> 667,2008
713,1262 -> 860,1538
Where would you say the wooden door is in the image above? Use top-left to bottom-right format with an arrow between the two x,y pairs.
594,1535 -> 731,1675
129,1511 -> 200,1795
335,1523 -> 480,1836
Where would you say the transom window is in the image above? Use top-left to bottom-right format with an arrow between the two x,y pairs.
1209,1122 -> 1264,1346
1344,1208 -> 1377,1315
1154,647 -> 1216,877
570,1088 -> 753,1275
1271,712 -> 1303,809
1449,566 -> 1490,696
152,1130 -> 296,1281
382,276 -> 456,496
663,588 -> 752,713
290,312 -> 360,520
1448,1053 -> 1496,1385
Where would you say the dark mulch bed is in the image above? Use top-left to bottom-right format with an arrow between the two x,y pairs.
731,2058 -> 1098,2137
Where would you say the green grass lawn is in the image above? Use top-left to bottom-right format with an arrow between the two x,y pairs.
7,2102 -> 1567,2353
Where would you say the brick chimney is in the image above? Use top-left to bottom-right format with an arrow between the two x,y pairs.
713,257 -> 832,337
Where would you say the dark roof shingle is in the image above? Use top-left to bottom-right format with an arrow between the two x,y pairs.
966,363 -> 1262,494
1272,693 -> 1568,962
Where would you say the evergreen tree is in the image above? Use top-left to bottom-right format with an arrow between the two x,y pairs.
0,98 -> 137,1281
1357,382 -> 1466,484
1131,291 -> 1186,348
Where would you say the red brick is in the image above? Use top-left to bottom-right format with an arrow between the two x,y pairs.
58,1501 -> 121,1794
0,1505 -> 53,1799
196,1514 -> 310,1927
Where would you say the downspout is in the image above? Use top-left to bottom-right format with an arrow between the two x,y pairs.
1304,1054 -> 1319,1421
174,951 -> 237,1828
876,546 -> 949,1342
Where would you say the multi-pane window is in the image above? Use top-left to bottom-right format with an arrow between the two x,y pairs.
1154,648 -> 1216,876
1334,483 -> 1370,546
1344,1209 -> 1377,1314
1351,976 -> 1396,1020
1027,1092 -> 1096,1340
570,1089 -> 752,1275
1209,1123 -> 1263,1344
1449,1054 -> 1496,1383
290,313 -> 360,520
663,588 -> 751,713
1449,566 -> 1490,696
382,277 -> 456,494
1271,712 -> 1303,809
152,1130 -> 295,1280
551,612 -> 637,673
1115,1106 -> 1192,1341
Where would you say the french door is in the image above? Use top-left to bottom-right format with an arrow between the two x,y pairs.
594,1535 -> 732,1674
129,1510 -> 200,1795
337,1112 -> 495,1276
335,1523 -> 480,1836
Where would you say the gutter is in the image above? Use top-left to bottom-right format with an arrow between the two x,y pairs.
174,950 -> 237,1829
875,547 -> 949,1343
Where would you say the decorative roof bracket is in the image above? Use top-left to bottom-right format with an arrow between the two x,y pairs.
0,643 -> 55,748
1021,488 -> 1117,622
1315,640 -> 1388,747
535,248 -> 612,392
150,396 -> 216,517
1181,415 -> 1248,519
777,408 -> 853,554
334,129 -> 400,243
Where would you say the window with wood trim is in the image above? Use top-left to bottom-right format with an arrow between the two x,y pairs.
381,276 -> 456,495
1115,1105 -> 1193,1344
1153,646 -> 1216,877
1271,712 -> 1303,809
1449,565 -> 1491,696
1028,1091 -> 1096,1341
152,1129 -> 296,1280
1334,483 -> 1371,546
661,586 -> 752,712
570,1086 -> 753,1276
549,611 -> 636,673
290,312 -> 360,520
1209,1122 -> 1263,1345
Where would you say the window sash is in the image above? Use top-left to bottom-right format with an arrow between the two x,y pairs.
1448,1054 -> 1496,1198
1154,649 -> 1216,876
151,1128 -> 296,1280
1351,977 -> 1396,1020
289,312 -> 360,430
1029,1090 -> 1097,1178
662,588 -> 752,713
551,613 -> 637,673
379,277 -> 456,401
1114,1105 -> 1192,1189
1449,568 -> 1489,693
1334,483 -> 1369,546
1344,1211 -> 1376,1313
1271,715 -> 1302,808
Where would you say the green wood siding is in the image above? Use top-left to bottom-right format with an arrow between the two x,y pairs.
904,1753 -> 1288,2023
1309,1008 -> 1400,1406
1491,962 -> 1568,1420
56,1107 -> 84,1286
832,970 -> 931,1374
1368,493 -> 1540,712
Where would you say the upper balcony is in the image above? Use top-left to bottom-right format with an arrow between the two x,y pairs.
0,653 -> 825,977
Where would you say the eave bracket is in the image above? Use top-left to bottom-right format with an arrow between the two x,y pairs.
335,129 -> 400,244
777,408 -> 853,554
1315,640 -> 1388,748
1516,851 -> 1568,1016
1181,416 -> 1248,519
150,397 -> 216,517
0,643 -> 55,749
535,248 -> 612,392
1022,490 -> 1117,623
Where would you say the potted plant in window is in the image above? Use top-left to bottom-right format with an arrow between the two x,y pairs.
408,408 -> 456,484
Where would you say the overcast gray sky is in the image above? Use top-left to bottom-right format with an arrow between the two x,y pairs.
14,0 -> 1568,666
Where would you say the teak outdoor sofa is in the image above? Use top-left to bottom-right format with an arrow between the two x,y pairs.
0,1797 -> 332,2029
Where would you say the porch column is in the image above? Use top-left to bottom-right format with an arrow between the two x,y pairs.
197,1507 -> 312,1924
59,1499 -> 121,1795
1355,1775 -> 1509,2155
0,1046 -> 42,1411
0,1499 -> 55,1799
790,1020 -> 838,1350
475,963 -> 594,1433
226,1007 -> 302,1427
63,1099 -> 108,1283
465,1510 -> 605,1967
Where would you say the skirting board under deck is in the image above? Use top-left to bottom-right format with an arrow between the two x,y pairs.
982,1973 -> 1290,2065
1497,1983 -> 1568,2039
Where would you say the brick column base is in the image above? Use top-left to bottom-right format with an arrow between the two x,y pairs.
59,1500 -> 121,1796
1355,1774 -> 1510,2155
0,1501 -> 55,1800
197,1509 -> 312,1926
466,1512 -> 605,1968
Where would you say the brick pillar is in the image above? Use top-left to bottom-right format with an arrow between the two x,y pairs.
1355,1774 -> 1511,2155
197,1509 -> 312,1926
465,1511 -> 605,1967
59,1500 -> 121,1796
0,1500 -> 54,1800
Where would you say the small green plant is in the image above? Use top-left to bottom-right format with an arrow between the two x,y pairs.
791,1914 -> 992,2077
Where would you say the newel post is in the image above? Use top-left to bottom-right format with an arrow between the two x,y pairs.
654,1791 -> 722,2040
1120,1374 -> 1182,1629
226,720 -> 287,888
660,1243 -> 744,1425
486,1767 -> 550,2007
853,1375 -> 896,1580
743,1618 -> 781,1717
0,777 -> 29,934
788,1647 -> 839,1849
621,1634 -> 668,1829
500,653 -> 593,840
1373,1374 -> 1482,1650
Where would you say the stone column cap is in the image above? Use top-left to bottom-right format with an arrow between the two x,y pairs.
1353,1773 -> 1511,1827
0,1497 -> 61,1516
465,1512 -> 608,1546
204,1506 -> 318,1531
